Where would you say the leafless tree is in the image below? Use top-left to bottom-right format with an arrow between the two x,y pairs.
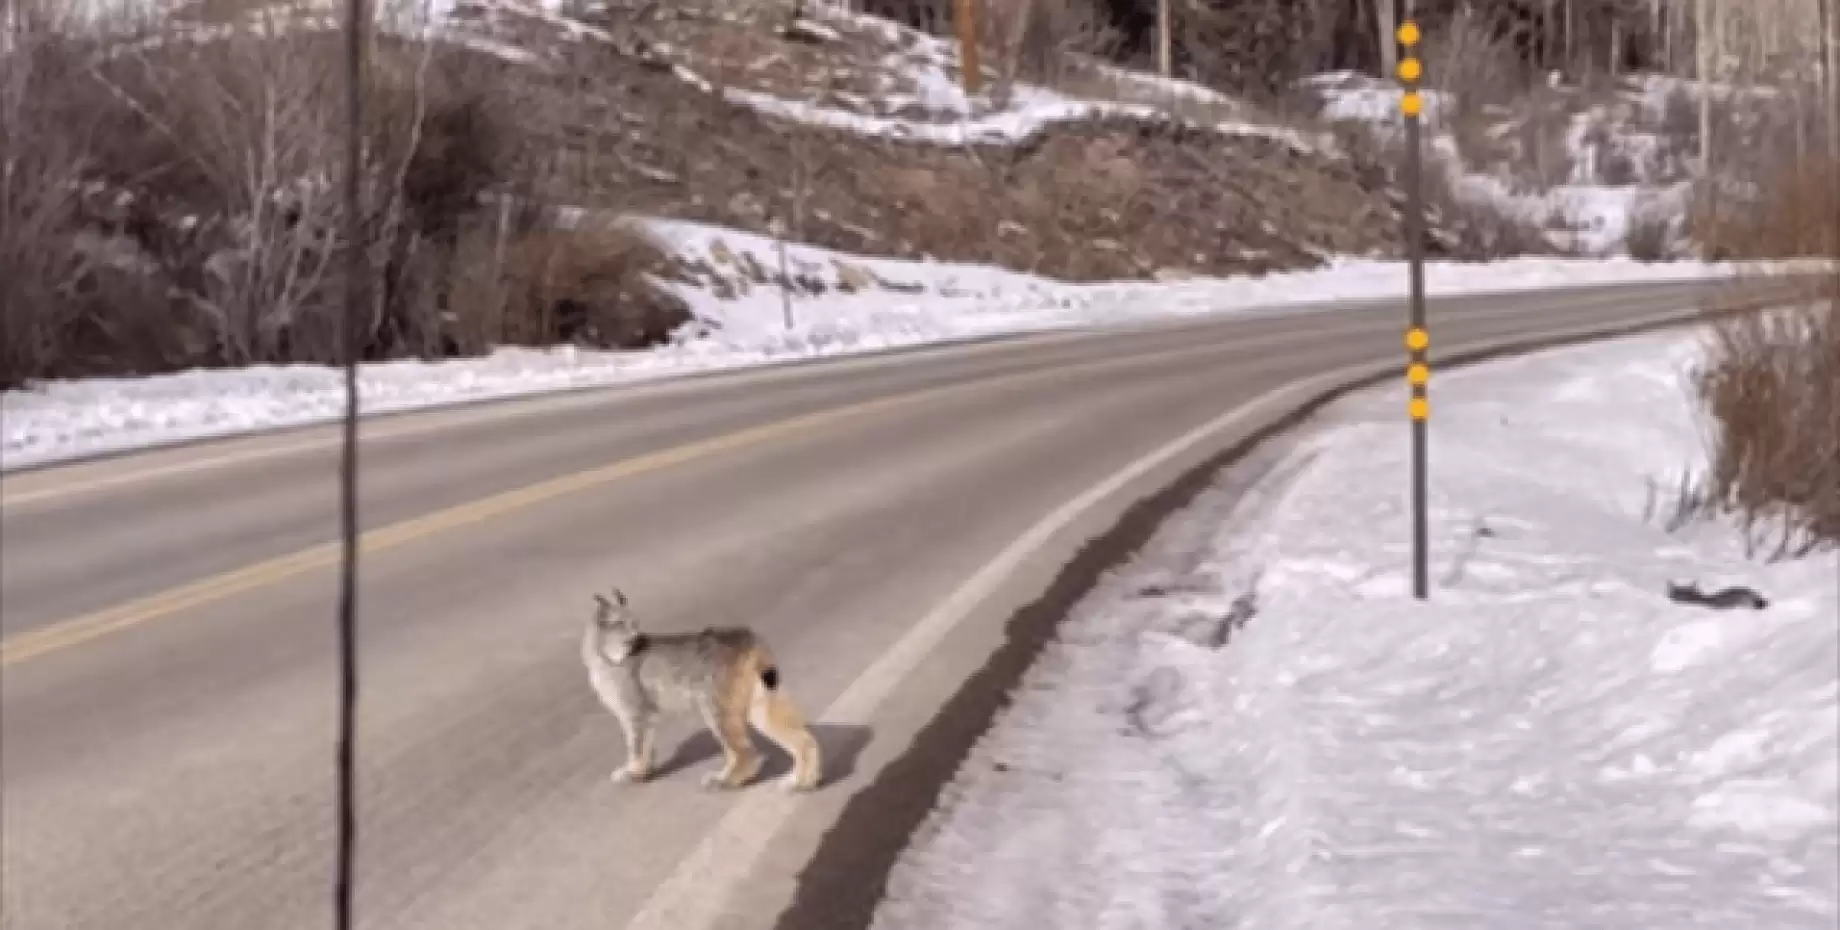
0,4 -> 90,386
96,17 -> 349,363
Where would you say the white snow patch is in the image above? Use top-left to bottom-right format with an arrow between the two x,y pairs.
1690,781 -> 1831,841
1079,60 -> 1244,110
1651,620 -> 1727,674
874,328 -> 1840,930
785,15 -> 842,43
449,32 -> 536,63
1310,72 -> 1455,125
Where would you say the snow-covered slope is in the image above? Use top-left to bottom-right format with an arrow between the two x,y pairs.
873,327 -> 1838,930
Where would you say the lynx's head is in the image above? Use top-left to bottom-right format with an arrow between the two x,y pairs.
586,588 -> 647,664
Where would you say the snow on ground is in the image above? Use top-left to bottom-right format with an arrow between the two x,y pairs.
1078,58 -> 1246,111
3,237 -> 1812,471
873,328 -> 1838,930
1307,70 -> 1456,125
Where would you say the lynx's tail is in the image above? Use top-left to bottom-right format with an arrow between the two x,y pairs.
740,643 -> 822,791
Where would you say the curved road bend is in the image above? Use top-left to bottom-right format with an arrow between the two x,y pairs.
0,279 -> 1786,930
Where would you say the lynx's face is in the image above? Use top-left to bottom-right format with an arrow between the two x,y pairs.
588,589 -> 644,663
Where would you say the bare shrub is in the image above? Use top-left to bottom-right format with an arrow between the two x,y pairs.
1691,158 -> 1840,261
0,3 -> 228,387
1693,294 -> 1839,555
1330,119 -> 1551,261
1511,97 -> 1582,190
488,223 -> 690,350
1425,3 -> 1531,125
0,13 -> 92,388
982,0 -> 1116,97
1598,147 -> 1638,185
87,25 -> 352,364
1689,140 -> 1839,553
1429,195 -> 1553,259
1657,83 -> 1700,143
362,44 -> 518,358
1623,197 -> 1680,260
1173,0 -> 1333,102
0,6 -> 544,383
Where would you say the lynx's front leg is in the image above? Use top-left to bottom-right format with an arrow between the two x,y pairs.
610,708 -> 657,784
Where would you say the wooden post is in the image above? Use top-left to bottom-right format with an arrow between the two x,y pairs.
957,0 -> 982,95
1564,0 -> 1576,70
1824,0 -> 1839,173
1697,0 -> 1713,172
1157,0 -> 1172,77
1610,18 -> 1621,76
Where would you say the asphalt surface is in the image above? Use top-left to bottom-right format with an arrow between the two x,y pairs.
0,279 -> 1786,930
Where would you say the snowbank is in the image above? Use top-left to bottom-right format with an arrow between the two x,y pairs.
4,241 -> 1806,471
874,329 -> 1838,930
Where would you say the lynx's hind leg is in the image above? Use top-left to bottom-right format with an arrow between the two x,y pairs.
697,692 -> 762,791
749,668 -> 822,792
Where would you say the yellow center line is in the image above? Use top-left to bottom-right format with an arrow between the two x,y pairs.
0,391 -> 926,668
0,316 -> 1431,669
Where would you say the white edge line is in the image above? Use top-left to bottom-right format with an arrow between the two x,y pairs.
618,300 -> 1723,930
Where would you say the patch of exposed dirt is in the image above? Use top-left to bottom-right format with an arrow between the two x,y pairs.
461,0 -> 1403,280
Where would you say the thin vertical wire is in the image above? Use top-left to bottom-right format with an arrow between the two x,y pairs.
336,0 -> 366,921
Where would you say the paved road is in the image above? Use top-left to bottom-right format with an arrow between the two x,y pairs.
0,279 -> 1788,930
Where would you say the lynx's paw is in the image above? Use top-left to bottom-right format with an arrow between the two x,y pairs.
700,771 -> 741,791
611,767 -> 648,784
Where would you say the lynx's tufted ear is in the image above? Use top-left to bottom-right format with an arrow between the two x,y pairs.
592,589 -> 639,632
